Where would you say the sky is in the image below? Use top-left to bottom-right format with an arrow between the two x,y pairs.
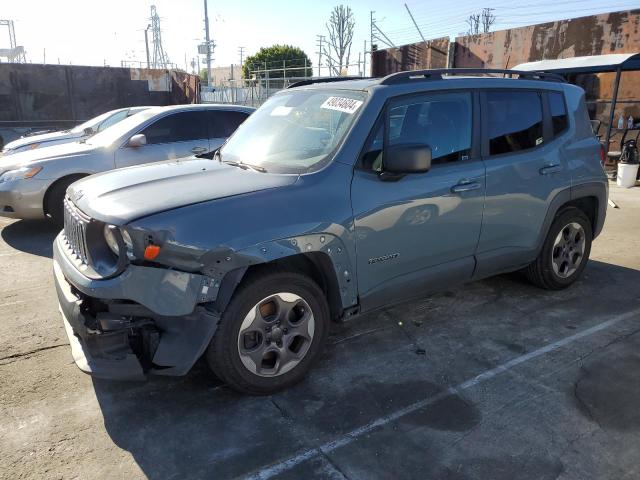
2,0 -> 639,76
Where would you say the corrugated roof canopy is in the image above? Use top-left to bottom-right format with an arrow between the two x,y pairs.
514,53 -> 640,74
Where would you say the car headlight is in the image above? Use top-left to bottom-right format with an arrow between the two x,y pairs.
103,224 -> 135,259
0,166 -> 42,183
104,225 -> 120,255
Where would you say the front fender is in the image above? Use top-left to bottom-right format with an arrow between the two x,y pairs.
214,233 -> 358,310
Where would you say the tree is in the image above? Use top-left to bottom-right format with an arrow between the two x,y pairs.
242,45 -> 312,79
325,5 -> 355,76
466,13 -> 480,36
199,68 -> 209,85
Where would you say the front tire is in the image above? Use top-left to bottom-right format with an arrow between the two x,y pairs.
44,175 -> 85,227
525,207 -> 592,290
206,270 -> 330,395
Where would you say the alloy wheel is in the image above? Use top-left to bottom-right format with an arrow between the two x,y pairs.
551,222 -> 586,278
237,292 -> 315,377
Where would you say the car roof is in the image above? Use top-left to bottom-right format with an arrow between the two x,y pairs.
154,103 -> 255,113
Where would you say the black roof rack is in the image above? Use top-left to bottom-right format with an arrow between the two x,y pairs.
379,68 -> 566,85
287,76 -> 370,88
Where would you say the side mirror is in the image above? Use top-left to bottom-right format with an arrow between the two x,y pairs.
384,144 -> 432,174
83,127 -> 94,136
127,134 -> 147,148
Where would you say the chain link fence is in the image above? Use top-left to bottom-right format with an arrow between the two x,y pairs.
201,59 -> 312,108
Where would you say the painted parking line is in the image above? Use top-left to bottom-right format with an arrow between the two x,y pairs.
247,307 -> 640,480
0,300 -> 26,308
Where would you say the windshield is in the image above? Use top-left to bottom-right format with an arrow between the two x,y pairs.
69,109 -> 123,134
82,108 -> 162,147
220,89 -> 367,174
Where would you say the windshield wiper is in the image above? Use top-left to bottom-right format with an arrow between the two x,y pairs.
222,159 -> 267,173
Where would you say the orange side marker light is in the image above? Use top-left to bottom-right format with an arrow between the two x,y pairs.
144,245 -> 161,260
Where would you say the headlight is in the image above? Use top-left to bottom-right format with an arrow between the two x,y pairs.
103,224 -> 135,259
104,225 -> 120,255
0,166 -> 42,183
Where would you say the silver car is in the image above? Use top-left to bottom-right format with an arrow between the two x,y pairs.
0,107 -> 149,156
0,104 -> 254,223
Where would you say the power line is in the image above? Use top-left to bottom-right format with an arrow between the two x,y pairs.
383,1 -> 637,36
377,3 -> 639,46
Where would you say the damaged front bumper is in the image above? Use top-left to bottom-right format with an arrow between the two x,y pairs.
53,234 -> 220,380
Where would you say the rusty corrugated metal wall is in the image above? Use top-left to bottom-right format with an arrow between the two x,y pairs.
372,9 -> 640,146
453,9 -> 640,69
371,37 -> 450,76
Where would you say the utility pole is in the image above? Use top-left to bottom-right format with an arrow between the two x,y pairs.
316,34 -> 326,77
363,39 -> 367,77
204,0 -> 212,86
370,10 -> 396,49
370,11 -> 374,56
481,8 -> 496,33
150,5 -> 170,68
144,24 -> 151,68
238,46 -> 245,68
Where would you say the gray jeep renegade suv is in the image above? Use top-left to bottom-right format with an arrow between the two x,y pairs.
53,69 -> 608,394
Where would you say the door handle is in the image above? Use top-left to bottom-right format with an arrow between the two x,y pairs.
451,180 -> 481,193
191,146 -> 208,154
539,164 -> 562,175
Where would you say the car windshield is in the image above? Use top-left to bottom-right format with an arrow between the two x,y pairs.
69,109 -> 122,134
82,108 -> 162,147
220,89 -> 367,174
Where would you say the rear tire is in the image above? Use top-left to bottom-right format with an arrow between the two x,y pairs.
206,270 -> 330,395
525,207 -> 592,290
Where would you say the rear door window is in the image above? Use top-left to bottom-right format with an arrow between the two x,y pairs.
141,111 -> 207,145
486,91 -> 543,155
208,110 -> 250,138
549,91 -> 569,137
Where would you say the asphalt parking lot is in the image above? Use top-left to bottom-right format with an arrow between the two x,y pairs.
1,184 -> 640,480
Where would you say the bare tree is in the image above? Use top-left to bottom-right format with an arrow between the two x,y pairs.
481,8 -> 496,33
466,13 -> 480,37
326,5 -> 355,76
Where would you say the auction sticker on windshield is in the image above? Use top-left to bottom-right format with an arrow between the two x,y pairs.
321,96 -> 363,114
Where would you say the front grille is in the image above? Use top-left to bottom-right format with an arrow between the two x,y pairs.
63,197 -> 91,265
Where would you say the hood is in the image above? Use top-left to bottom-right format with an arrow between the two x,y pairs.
0,141 -> 97,173
3,130 -> 82,152
68,158 -> 299,224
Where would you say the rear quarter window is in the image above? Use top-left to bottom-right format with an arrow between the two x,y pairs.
549,91 -> 569,137
209,110 -> 250,138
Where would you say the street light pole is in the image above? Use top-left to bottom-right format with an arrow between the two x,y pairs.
144,25 -> 151,68
204,0 -> 212,87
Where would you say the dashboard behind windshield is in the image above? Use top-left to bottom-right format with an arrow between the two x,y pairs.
221,89 -> 367,174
